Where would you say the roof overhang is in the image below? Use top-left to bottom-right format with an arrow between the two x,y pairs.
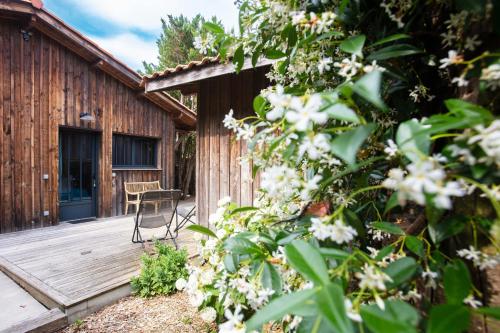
143,58 -> 273,93
0,0 -> 196,129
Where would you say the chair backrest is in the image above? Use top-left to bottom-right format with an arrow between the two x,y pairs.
137,189 -> 182,229
125,181 -> 161,194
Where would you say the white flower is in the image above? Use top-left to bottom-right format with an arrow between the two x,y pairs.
468,120 -> 500,167
355,264 -> 392,291
317,57 -> 333,74
261,165 -> 301,201
363,60 -> 385,73
175,278 -> 187,291
223,109 -> 239,130
266,85 -> 295,121
421,268 -> 438,289
200,306 -> 217,323
345,299 -> 362,322
194,33 -> 215,55
189,290 -> 205,307
330,219 -> 357,244
463,295 -> 482,309
464,35 -> 481,51
309,217 -> 333,241
219,305 -> 246,333
300,174 -> 322,201
334,54 -> 363,80
209,207 -> 225,224
433,181 -> 465,209
236,123 -> 255,141
451,75 -> 469,87
200,269 -> 216,286
439,50 -> 462,68
457,246 -> 499,270
290,11 -> 306,25
285,95 -> 328,131
218,196 -> 232,207
481,64 -> 500,90
298,133 -> 331,160
384,139 -> 399,158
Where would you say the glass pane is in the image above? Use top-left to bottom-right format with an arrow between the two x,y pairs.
81,135 -> 93,200
59,135 -> 70,202
70,135 -> 81,201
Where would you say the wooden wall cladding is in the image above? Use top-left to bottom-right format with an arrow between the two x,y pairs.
196,68 -> 268,226
0,21 -> 175,233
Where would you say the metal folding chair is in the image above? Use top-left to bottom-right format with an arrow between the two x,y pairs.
132,189 -> 182,248
175,205 -> 196,232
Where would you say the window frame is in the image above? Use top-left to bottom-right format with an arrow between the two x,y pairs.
112,134 -> 158,169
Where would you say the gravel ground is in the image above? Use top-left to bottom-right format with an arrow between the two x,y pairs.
61,292 -> 214,333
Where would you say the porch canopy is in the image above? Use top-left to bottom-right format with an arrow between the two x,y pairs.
141,57 -> 272,226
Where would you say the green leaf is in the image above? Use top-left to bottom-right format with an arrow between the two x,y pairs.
371,33 -> 411,47
455,0 -> 486,13
233,45 -> 245,73
224,237 -> 263,256
316,283 -> 354,333
396,119 -> 431,162
323,103 -> 360,124
475,307 -> 500,320
371,221 -> 405,235
319,248 -> 350,260
352,71 -> 386,110
187,225 -> 217,238
367,44 -> 423,61
405,236 -> 424,257
203,22 -> 225,34
427,304 -> 470,333
253,95 -> 267,118
224,254 -> 238,273
285,240 -> 329,285
384,257 -> 417,288
340,35 -> 366,57
444,260 -> 471,304
246,289 -> 318,331
361,300 -> 419,333
383,192 -> 399,215
230,206 -> 258,215
330,123 -> 376,166
265,48 -> 286,59
428,216 -> 467,244
261,262 -> 282,294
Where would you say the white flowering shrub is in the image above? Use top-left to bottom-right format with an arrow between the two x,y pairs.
185,1 -> 500,332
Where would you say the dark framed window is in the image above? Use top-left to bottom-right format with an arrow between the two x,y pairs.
112,134 -> 157,168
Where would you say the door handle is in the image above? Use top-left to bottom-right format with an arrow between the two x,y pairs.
93,178 -> 97,188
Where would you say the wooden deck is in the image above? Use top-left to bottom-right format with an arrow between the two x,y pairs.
0,210 -> 197,325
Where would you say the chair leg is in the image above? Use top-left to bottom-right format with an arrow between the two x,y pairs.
125,202 -> 129,215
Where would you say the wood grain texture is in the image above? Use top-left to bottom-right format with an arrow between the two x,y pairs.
197,69 -> 269,226
0,21 -> 176,233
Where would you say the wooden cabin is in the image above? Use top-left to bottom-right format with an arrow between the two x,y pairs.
0,0 -> 196,233
143,57 -> 271,226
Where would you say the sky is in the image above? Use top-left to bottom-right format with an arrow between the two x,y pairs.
43,0 -> 239,71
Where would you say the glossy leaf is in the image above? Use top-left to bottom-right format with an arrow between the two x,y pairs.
316,283 -> 354,333
261,262 -> 282,294
396,119 -> 431,162
383,192 -> 399,215
224,237 -> 263,256
186,225 -> 217,238
475,307 -> 500,320
233,45 -> 245,73
285,240 -> 329,285
367,44 -> 423,61
246,289 -> 318,331
319,247 -> 350,260
340,35 -> 366,57
371,33 -> 411,47
323,103 -> 360,124
203,22 -> 224,34
352,71 -> 386,109
444,260 -> 471,304
361,300 -> 419,333
427,304 -> 470,333
371,221 -> 405,235
384,257 -> 418,288
405,236 -> 424,257
330,123 -> 376,165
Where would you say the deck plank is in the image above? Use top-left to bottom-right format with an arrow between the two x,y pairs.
0,212 -> 196,310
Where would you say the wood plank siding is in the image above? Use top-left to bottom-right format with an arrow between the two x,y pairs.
196,68 -> 269,226
0,20 -> 176,233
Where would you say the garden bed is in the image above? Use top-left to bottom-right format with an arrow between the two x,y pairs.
62,292 -> 211,333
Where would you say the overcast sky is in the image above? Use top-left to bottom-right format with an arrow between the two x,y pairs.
43,0 -> 239,71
